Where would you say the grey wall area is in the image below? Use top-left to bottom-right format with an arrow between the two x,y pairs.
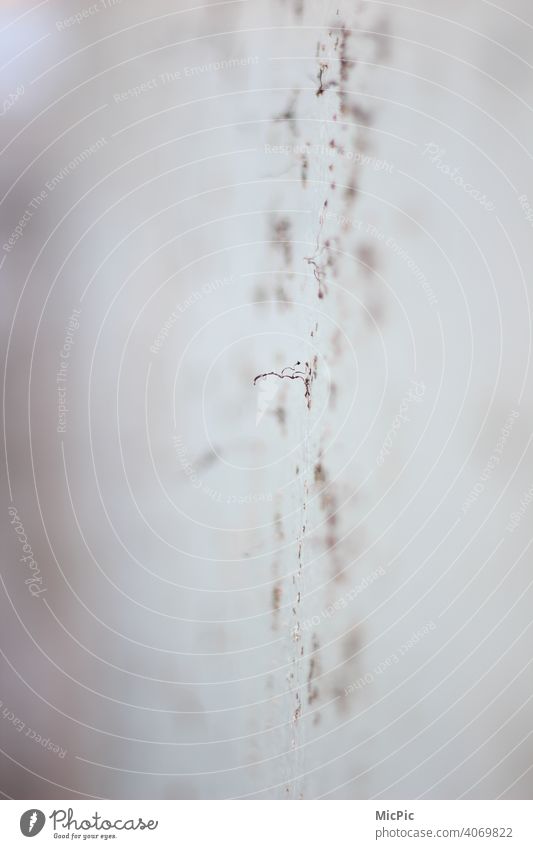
1,0 -> 533,800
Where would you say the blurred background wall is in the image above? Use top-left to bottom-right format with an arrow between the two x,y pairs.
1,0 -> 533,799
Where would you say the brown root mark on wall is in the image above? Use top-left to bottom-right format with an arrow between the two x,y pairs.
304,201 -> 330,299
274,404 -> 287,433
314,455 -> 345,581
307,634 -> 321,706
253,285 -> 267,303
273,90 -> 300,136
333,629 -> 364,714
275,284 -> 291,310
368,16 -> 391,63
315,61 -> 336,98
265,4 -> 387,796
274,511 -> 284,542
334,686 -> 350,716
365,297 -> 385,326
314,461 -> 326,485
300,152 -> 309,186
343,628 -> 362,662
271,547 -> 282,631
271,583 -> 282,632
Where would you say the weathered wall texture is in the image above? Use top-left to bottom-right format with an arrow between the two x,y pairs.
2,0 -> 533,799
